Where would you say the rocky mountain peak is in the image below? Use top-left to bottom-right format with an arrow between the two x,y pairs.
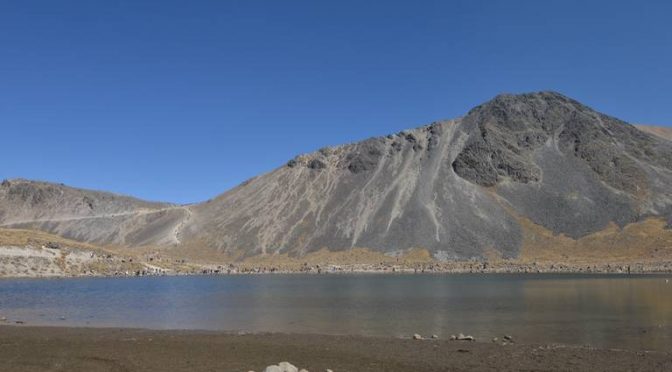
2,92 -> 672,261
452,91 -> 672,194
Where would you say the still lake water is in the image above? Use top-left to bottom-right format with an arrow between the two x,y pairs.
1,274 -> 671,351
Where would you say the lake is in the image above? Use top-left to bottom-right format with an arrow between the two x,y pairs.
1,274 -> 671,351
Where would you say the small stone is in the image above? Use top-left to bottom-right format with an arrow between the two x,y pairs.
492,337 -> 498,343
264,366 -> 282,372
0,316 -> 7,322
457,333 -> 475,341
413,334 -> 423,340
503,335 -> 514,342
45,241 -> 61,249
457,349 -> 470,353
326,370 -> 333,372
299,370 -> 309,372
450,334 -> 457,340
431,334 -> 439,339
278,362 -> 298,372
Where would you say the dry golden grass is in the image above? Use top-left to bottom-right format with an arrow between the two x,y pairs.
120,217 -> 672,269
517,217 -> 672,264
484,189 -> 672,266
4,215 -> 672,272
0,228 -> 106,252
240,247 -> 433,268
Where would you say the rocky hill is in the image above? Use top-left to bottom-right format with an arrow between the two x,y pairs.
183,92 -> 672,261
2,92 -> 672,264
0,179 -> 190,247
637,125 -> 672,141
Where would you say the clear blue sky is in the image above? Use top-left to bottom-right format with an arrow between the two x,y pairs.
1,1 -> 671,204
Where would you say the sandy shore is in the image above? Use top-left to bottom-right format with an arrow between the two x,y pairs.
1,326 -> 670,372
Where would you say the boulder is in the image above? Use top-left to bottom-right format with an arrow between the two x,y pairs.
45,242 -> 61,249
307,159 -> 326,170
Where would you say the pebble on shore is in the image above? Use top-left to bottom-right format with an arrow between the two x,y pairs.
262,362 -> 317,372
455,333 -> 475,341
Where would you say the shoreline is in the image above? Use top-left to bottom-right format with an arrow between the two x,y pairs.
3,228 -> 672,279
1,325 -> 670,371
2,261 -> 672,280
2,269 -> 672,280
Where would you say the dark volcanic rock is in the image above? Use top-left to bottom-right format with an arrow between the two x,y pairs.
347,139 -> 385,173
426,123 -> 443,151
453,92 -> 672,196
307,159 -> 326,170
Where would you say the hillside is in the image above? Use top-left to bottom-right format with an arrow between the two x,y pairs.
183,92 -> 672,261
2,92 -> 672,265
0,179 -> 191,247
637,125 -> 672,141
0,228 -> 146,277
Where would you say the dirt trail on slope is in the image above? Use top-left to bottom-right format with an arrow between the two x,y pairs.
0,206 -> 189,226
172,206 -> 193,245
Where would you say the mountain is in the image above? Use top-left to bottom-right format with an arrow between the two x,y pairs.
637,125 -> 672,141
3,92 -> 672,263
0,179 -> 190,246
